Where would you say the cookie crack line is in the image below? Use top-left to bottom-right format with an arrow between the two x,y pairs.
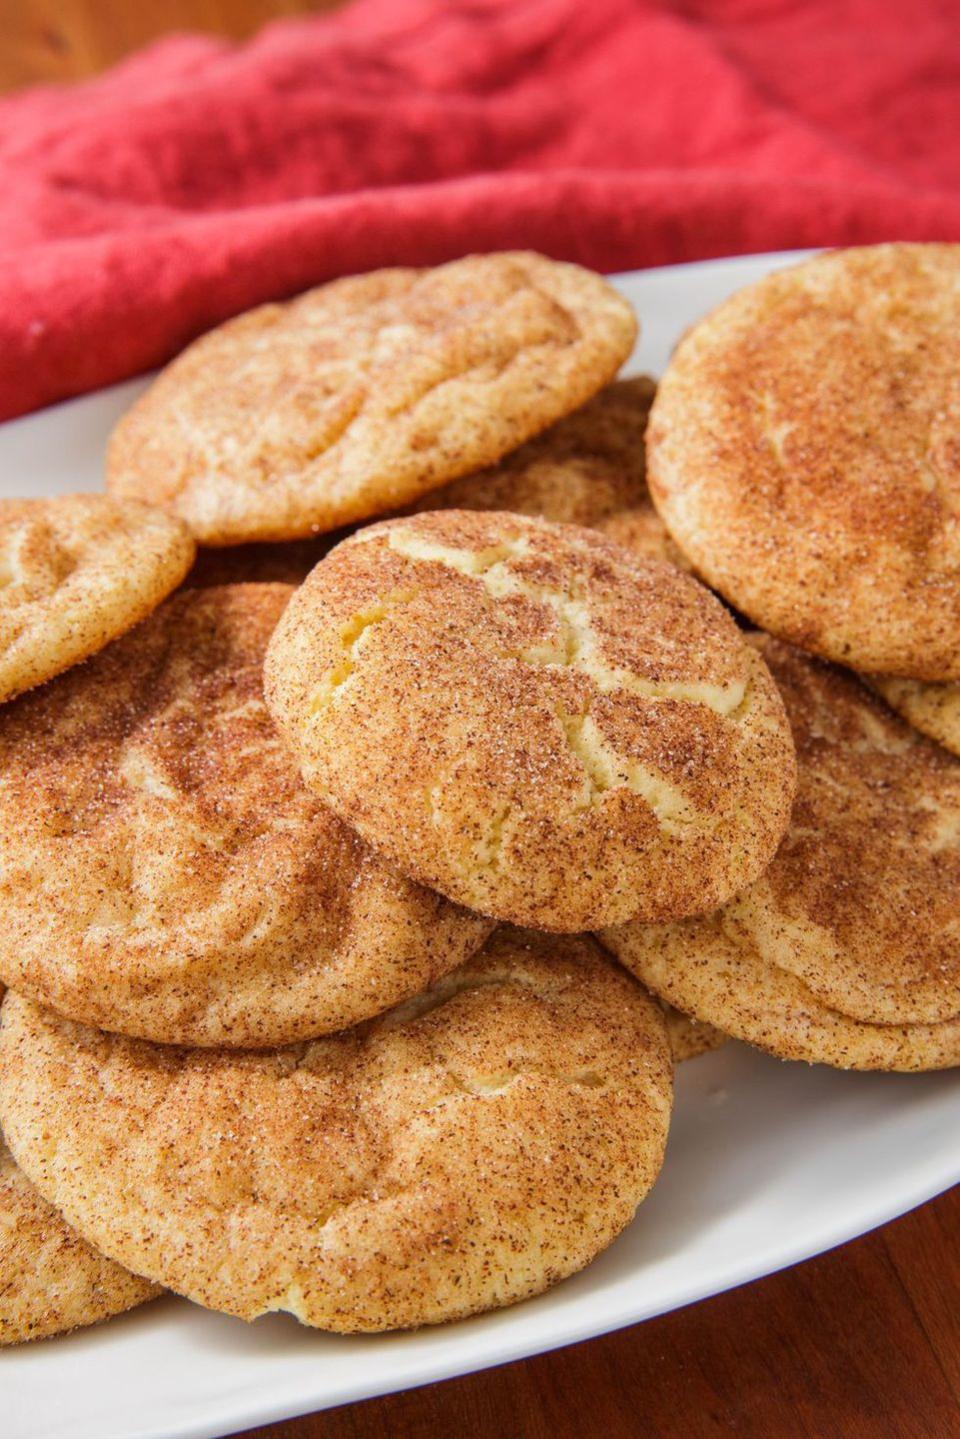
759,389 -> 797,471
307,587 -> 418,716
373,963 -> 560,1029
556,704 -> 697,834
299,527 -> 773,859
384,528 -> 750,714
0,520 -> 77,597
476,802 -> 514,875
374,527 -> 749,832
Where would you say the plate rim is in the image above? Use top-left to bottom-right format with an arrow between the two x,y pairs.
4,245 -> 958,1439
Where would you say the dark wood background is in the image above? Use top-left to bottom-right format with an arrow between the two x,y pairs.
3,5 -> 958,1435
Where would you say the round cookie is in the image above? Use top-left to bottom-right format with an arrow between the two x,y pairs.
0,583 -> 491,1047
187,537 -> 333,589
106,253 -> 637,545
602,636 -> 960,1070
0,494 -> 194,703
407,376 -> 656,526
867,675 -> 960,758
647,244 -> 960,680
0,930 -> 673,1333
265,510 -> 796,931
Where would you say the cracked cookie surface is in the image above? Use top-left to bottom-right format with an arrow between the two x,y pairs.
0,584 -> 491,1046
265,511 -> 796,930
106,253 -> 637,545
602,636 -> 960,1070
0,494 -> 194,703
0,930 -> 672,1333
648,244 -> 960,679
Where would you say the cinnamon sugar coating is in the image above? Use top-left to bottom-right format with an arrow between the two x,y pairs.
106,253 -> 636,545
0,584 -> 490,1046
408,376 -> 657,526
602,636 -> 960,1070
648,244 -> 960,679
0,988 -> 159,1345
595,503 -> 692,570
0,1138 -> 158,1346
0,931 -> 672,1333
265,510 -> 796,930
0,494 -> 193,703
410,374 -> 692,570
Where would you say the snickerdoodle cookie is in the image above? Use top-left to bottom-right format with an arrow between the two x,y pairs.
0,494 -> 193,703
0,1138 -> 159,1345
647,244 -> 960,679
0,930 -> 672,1333
106,254 -> 637,545
0,989 -> 159,1346
0,584 -> 490,1047
867,675 -> 960,758
265,511 -> 796,930
602,636 -> 960,1070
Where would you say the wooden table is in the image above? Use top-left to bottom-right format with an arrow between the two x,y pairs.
3,5 -> 958,1435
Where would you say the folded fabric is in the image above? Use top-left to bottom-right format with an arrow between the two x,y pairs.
1,0 -> 958,420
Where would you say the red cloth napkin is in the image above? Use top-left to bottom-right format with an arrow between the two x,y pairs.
2,0 -> 959,421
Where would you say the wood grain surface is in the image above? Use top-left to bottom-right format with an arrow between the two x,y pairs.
3,5 -> 958,1436
0,0 -> 340,92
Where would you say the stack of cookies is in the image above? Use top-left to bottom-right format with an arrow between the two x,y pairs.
0,246 -> 956,1347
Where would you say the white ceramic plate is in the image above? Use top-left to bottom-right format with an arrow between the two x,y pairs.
3,250 -> 959,1439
